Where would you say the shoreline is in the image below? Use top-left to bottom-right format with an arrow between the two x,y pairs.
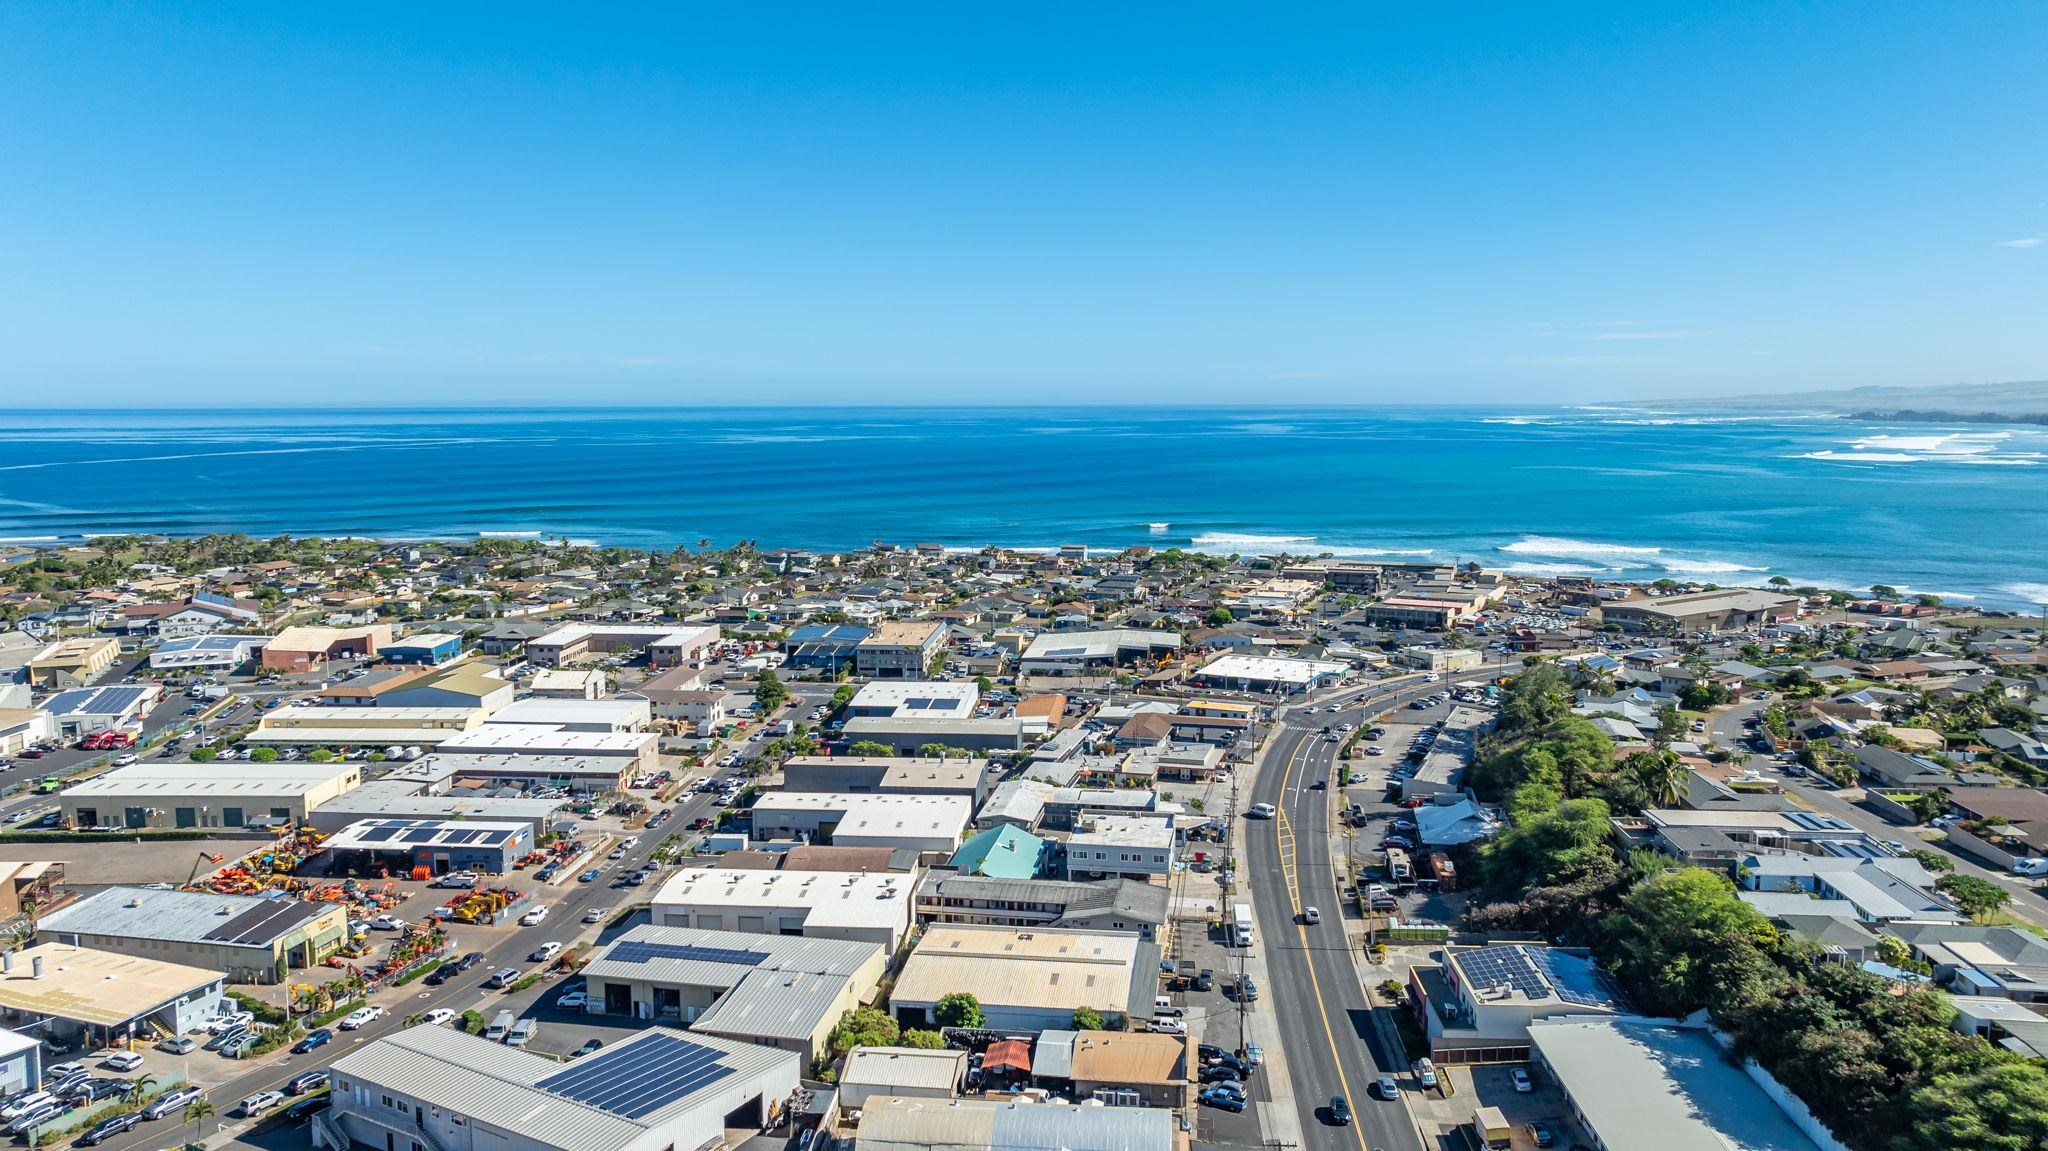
8,528 -> 2045,615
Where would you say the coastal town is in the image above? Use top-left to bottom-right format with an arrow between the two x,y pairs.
0,534 -> 2044,1151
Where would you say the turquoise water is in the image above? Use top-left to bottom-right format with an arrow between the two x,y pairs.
1,406 -> 2044,608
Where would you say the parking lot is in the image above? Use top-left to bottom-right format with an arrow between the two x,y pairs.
1170,922 -> 1266,1146
1405,1060 -> 1584,1150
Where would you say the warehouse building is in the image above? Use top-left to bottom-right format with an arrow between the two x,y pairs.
913,874 -> 1168,941
37,886 -> 348,982
61,760 -> 362,830
435,724 -> 660,776
248,704 -> 488,749
0,708 -> 54,757
839,716 -> 1023,756
388,750 -> 636,796
320,818 -> 533,876
579,924 -> 887,1063
306,779 -> 564,839
487,697 -> 651,732
324,1024 -> 799,1151
837,1046 -> 967,1108
1017,629 -> 1181,678
0,943 -> 226,1048
653,869 -> 913,951
847,680 -> 978,720
782,623 -> 871,672
315,665 -> 516,712
748,793 -> 972,854
1528,1018 -> 1819,1151
260,624 -> 391,672
380,632 -> 464,665
781,756 -> 988,808
41,683 -> 162,738
26,637 -> 120,690
148,634 -> 270,671
526,622 -> 721,668
890,925 -> 1157,1033
1189,653 -> 1350,694
1600,588 -> 1801,634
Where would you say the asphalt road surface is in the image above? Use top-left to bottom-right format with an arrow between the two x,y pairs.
1241,676 -> 1456,1151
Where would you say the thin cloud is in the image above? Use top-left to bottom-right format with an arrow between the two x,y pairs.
1998,237 -> 2043,249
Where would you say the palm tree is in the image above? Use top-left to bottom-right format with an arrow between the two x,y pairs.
1629,750 -> 1690,808
183,1097 -> 217,1146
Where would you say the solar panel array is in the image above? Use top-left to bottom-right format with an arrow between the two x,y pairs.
900,697 -> 963,712
1458,945 -> 1628,1010
535,1033 -> 733,1119
608,940 -> 772,968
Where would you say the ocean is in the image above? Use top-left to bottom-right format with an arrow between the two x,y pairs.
2,405 -> 2045,609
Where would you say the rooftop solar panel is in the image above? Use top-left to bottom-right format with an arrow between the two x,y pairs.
402,829 -> 438,843
360,826 -> 401,842
481,830 -> 511,844
536,1033 -> 733,1119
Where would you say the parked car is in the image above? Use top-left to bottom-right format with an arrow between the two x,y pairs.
237,1091 -> 285,1117
6,1102 -> 62,1136
1526,1121 -> 1556,1147
157,1036 -> 197,1055
556,989 -> 589,1009
368,914 -> 406,930
421,1009 -> 457,1026
531,941 -> 563,963
1198,1087 -> 1246,1112
575,1038 -> 605,1057
520,906 -> 549,926
98,1051 -> 144,1073
484,967 -> 523,989
286,1070 -> 329,1096
1510,1068 -> 1533,1092
583,906 -> 611,924
285,1096 -> 333,1124
76,1112 -> 141,1145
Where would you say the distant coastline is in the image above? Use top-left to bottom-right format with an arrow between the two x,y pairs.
1843,409 -> 2048,427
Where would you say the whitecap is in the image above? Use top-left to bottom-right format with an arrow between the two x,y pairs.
1147,523 -> 1170,533
1190,533 -> 1319,548
1503,561 -> 1613,576
2002,583 -> 2048,604
1498,535 -> 1662,558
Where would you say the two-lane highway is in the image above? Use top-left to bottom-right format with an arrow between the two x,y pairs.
1241,676 -> 1451,1151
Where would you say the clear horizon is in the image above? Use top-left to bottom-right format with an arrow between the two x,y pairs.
3,4 -> 2045,406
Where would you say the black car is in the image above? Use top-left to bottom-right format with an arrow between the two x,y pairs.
286,1069 -> 328,1096
285,1096 -> 332,1124
76,1112 -> 141,1146
454,951 -> 486,971
1328,1095 -> 1352,1126
424,962 -> 455,986
1198,1043 -> 1227,1063
1200,1064 -> 1244,1084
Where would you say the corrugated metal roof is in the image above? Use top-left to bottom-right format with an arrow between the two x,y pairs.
856,1097 -> 1173,1151
40,887 -> 334,949
692,969 -> 853,1042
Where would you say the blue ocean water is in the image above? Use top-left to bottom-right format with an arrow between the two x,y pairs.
1,406 -> 2044,609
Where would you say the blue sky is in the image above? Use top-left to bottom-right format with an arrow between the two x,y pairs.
2,3 -> 2045,406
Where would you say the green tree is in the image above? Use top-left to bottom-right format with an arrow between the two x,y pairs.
308,747 -> 336,762
1678,680 -> 1731,710
248,746 -> 280,762
902,1029 -> 947,1049
828,1006 -> 900,1055
1897,1060 -> 2048,1151
189,746 -> 219,762
1203,606 -> 1234,628
1875,933 -> 1914,969
754,668 -> 789,711
183,1097 -> 217,1144
974,676 -> 994,694
829,682 -> 856,712
933,992 -> 985,1029
1624,750 -> 1690,810
917,742 -> 953,759
1936,874 -> 2012,922
847,740 -> 894,757
1652,704 -> 1688,748
1604,868 -> 1774,1016
1070,1006 -> 1105,1031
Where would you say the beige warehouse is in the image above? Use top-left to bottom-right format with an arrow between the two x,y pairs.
61,761 -> 361,829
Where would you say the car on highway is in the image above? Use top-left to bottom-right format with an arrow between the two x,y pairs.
584,906 -> 611,923
1246,803 -> 1277,819
141,1087 -> 204,1120
484,967 -> 522,989
531,941 -> 563,963
338,1005 -> 385,1030
1300,906 -> 1320,925
1328,1095 -> 1352,1125
421,1008 -> 457,1026
520,906 -> 549,926
1371,1075 -> 1398,1100
291,1028 -> 334,1053
579,869 -> 603,883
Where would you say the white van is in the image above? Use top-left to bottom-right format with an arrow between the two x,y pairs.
506,1018 -> 539,1047
484,1011 -> 514,1042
